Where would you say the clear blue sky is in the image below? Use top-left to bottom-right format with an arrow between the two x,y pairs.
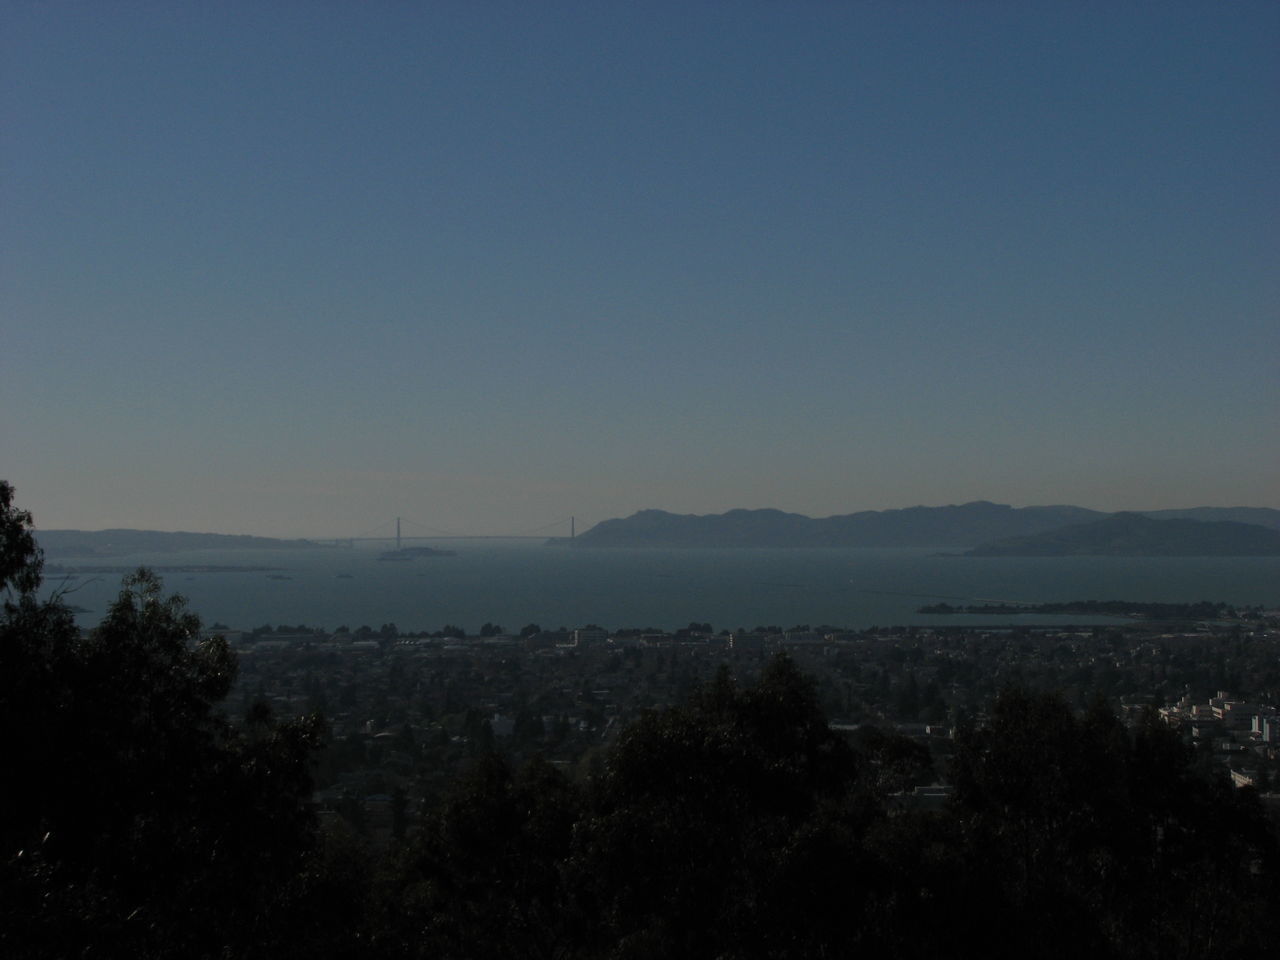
3,1 -> 1277,536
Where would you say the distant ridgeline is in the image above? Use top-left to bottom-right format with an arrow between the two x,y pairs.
569,502 -> 1280,554
33,503 -> 1280,557
35,529 -> 328,558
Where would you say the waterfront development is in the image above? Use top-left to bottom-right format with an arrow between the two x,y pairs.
227,608 -> 1280,835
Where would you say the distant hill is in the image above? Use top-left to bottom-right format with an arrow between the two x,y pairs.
965,513 -> 1280,557
35,529 -> 327,558
572,502 -> 1107,548
570,502 -> 1280,549
1140,506 -> 1280,531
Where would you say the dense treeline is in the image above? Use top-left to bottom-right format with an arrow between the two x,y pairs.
2,482 -> 1277,958
361,666 -> 1276,960
1,485 -> 324,958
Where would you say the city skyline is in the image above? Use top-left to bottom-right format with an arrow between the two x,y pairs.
4,2 -> 1277,537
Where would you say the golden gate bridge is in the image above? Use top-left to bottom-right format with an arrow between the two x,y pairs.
314,515 -> 577,548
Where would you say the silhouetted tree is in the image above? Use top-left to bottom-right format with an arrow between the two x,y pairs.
376,754 -> 584,960
574,658 -> 870,958
0,483 -> 325,959
947,687 -> 1280,958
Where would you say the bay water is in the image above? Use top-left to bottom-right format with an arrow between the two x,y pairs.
43,542 -> 1280,634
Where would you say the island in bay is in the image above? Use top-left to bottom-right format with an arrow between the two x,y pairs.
917,599 -> 1259,620
964,513 -> 1280,557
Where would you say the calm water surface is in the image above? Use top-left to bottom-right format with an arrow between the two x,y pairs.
45,542 -> 1280,633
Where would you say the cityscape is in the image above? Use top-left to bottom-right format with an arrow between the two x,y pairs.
224,610 -> 1280,843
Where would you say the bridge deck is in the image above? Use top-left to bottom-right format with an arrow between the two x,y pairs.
314,535 -> 567,544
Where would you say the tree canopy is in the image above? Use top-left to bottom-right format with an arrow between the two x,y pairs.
1,483 -> 324,959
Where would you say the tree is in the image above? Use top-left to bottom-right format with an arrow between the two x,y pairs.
576,657 -> 870,958
947,687 -> 1280,958
377,754 -> 585,960
0,483 -> 82,891
0,481 -> 40,597
0,483 -> 325,958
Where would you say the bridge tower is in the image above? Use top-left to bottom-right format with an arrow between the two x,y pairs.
396,516 -> 401,551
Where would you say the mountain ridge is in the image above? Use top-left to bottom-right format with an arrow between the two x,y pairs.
570,502 -> 1280,549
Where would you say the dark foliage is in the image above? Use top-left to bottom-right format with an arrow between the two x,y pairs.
375,753 -> 584,960
371,662 -> 1278,959
946,689 -> 1280,956
575,659 -> 864,958
1,485 -> 324,959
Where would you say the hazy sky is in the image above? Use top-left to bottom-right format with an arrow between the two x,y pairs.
4,1 -> 1277,537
